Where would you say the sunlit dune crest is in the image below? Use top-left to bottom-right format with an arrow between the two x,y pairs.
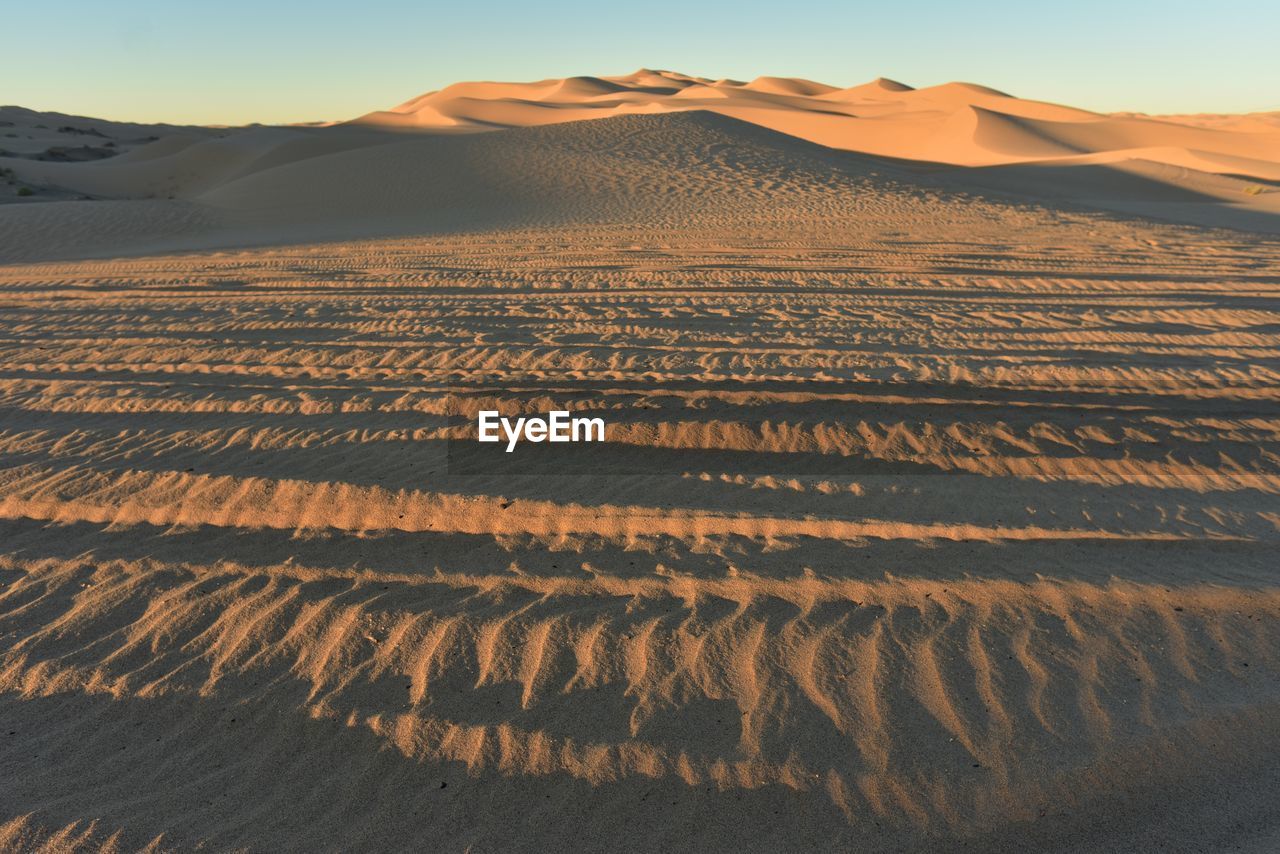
357,69 -> 1280,174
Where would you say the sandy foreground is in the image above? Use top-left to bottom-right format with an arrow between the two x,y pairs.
1,71 -> 1279,851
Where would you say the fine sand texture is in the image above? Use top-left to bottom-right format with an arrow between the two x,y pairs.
1,73 -> 1280,852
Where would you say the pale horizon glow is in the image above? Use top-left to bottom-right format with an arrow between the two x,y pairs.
3,0 -> 1278,126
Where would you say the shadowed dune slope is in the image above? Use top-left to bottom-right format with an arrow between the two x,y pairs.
196,112 -> 959,242
0,112 -> 970,261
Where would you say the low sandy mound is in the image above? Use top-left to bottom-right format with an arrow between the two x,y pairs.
940,106 -> 1087,162
954,157 -> 1271,206
740,76 -> 839,97
820,77 -> 916,102
6,126 -> 406,200
199,112 -> 907,236
0,112 -> 925,261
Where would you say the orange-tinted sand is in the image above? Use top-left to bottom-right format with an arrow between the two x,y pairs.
1,74 -> 1278,851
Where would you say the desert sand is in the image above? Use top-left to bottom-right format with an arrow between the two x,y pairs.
1,71 -> 1278,852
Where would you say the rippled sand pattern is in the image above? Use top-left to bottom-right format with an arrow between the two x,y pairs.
2,219 -> 1279,851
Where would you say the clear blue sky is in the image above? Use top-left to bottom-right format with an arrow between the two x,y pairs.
4,0 -> 1276,124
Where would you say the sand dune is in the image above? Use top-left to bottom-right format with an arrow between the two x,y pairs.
1116,110 -> 1280,133
356,69 -> 1280,172
2,70 -> 1277,266
2,71 -> 1280,851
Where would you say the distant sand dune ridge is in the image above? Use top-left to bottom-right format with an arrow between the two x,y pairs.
2,69 -> 1279,265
